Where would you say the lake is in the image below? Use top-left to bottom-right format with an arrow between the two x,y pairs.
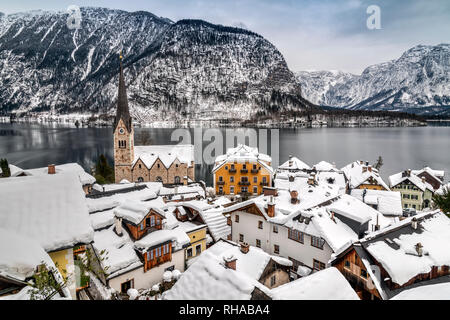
1,122 -> 449,186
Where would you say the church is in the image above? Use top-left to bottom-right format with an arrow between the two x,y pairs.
113,54 -> 195,184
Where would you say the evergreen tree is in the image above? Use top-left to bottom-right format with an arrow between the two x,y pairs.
94,154 -> 114,184
433,187 -> 450,217
374,156 -> 384,170
0,158 -> 11,177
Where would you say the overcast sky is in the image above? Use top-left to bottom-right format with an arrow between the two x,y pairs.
2,0 -> 449,74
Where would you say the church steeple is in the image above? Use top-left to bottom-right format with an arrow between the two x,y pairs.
113,51 -> 132,133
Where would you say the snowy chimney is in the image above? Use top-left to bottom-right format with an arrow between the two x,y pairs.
411,217 -> 419,230
421,176 -> 426,184
415,243 -> 423,257
224,255 -> 237,270
362,166 -> 368,173
240,242 -> 249,254
288,155 -> 293,167
290,190 -> 299,204
368,166 -> 372,172
48,164 -> 56,174
115,217 -> 123,236
267,196 -> 275,218
407,169 -> 412,177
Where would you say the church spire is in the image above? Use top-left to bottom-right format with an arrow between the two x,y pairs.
113,51 -> 132,132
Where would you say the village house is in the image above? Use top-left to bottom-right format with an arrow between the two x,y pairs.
162,240 -> 292,300
350,189 -> 403,217
91,198 -> 190,295
212,144 -> 273,196
331,210 -> 450,300
0,173 -> 95,299
172,199 -> 231,246
113,54 -> 195,184
389,168 -> 444,210
342,160 -> 390,192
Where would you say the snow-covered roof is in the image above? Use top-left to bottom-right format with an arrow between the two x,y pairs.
159,183 -> 205,198
134,228 -> 190,252
23,163 -> 96,185
412,167 -> 445,181
92,225 -> 142,279
389,171 -> 435,192
133,144 -> 194,169
271,267 -> 359,300
362,211 -> 450,286
278,156 -> 310,171
350,189 -> 403,217
0,228 -> 55,281
0,173 -> 94,252
212,144 -> 273,173
162,250 -> 272,300
313,161 -> 337,172
391,278 -> 450,300
175,200 -> 231,242
342,161 -> 390,190
114,198 -> 166,225
206,240 -> 291,281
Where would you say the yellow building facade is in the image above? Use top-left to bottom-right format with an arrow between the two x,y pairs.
184,225 -> 207,260
213,145 -> 273,196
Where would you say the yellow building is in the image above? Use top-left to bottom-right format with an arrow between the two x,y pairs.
212,144 -> 273,196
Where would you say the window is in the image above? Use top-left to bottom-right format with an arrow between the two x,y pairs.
230,186 -> 235,194
344,260 -> 350,268
360,269 -> 368,279
174,176 -> 181,184
241,186 -> 248,193
140,223 -> 144,231
118,140 -> 127,149
239,234 -> 244,242
219,176 -> 223,182
253,164 -> 257,170
196,244 -> 202,256
288,257 -> 302,272
256,239 -> 261,248
253,177 -> 258,183
225,166 -> 228,170
219,186 -> 223,194
258,221 -> 263,229
187,248 -> 193,258
288,229 -> 304,243
162,243 -> 169,255
235,215 -> 239,223
137,177 -> 144,182
274,244 -> 280,254
313,259 -> 325,270
231,164 -> 235,170
230,176 -> 234,183
176,164 -> 179,168
150,216 -> 155,227
243,164 -> 247,170
262,177 -> 267,183
157,163 -> 160,168
241,176 -> 248,182
156,176 -> 163,182
121,279 -> 134,294
311,236 -> 324,249
273,225 -> 278,233
138,164 -> 142,169
253,186 -> 258,194
270,275 -> 276,287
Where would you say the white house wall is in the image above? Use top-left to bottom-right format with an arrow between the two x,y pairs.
108,250 -> 185,292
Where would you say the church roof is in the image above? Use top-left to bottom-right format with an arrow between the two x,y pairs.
113,56 -> 132,133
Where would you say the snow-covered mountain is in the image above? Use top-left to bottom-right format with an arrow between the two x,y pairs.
297,44 -> 450,116
0,7 -> 305,121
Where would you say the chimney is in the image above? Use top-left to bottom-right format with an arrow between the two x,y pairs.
407,169 -> 412,177
223,255 -> 237,270
288,175 -> 294,182
415,243 -> 423,257
411,217 -> 419,230
288,155 -> 293,167
240,242 -> 249,254
267,196 -> 275,218
362,166 -> 368,173
368,166 -> 372,172
115,217 -> 123,236
421,176 -> 426,184
290,190 -> 299,204
48,164 -> 56,175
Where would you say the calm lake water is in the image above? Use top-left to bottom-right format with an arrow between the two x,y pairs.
1,122 -> 449,186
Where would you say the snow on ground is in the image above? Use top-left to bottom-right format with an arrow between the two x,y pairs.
391,279 -> 450,300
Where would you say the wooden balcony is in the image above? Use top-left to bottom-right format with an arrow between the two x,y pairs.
240,169 -> 248,174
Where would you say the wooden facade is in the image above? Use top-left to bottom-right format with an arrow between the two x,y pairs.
333,248 -> 381,300
143,242 -> 173,271
124,209 -> 164,241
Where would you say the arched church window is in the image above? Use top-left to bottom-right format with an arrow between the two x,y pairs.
137,177 -> 144,183
174,176 -> 181,184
